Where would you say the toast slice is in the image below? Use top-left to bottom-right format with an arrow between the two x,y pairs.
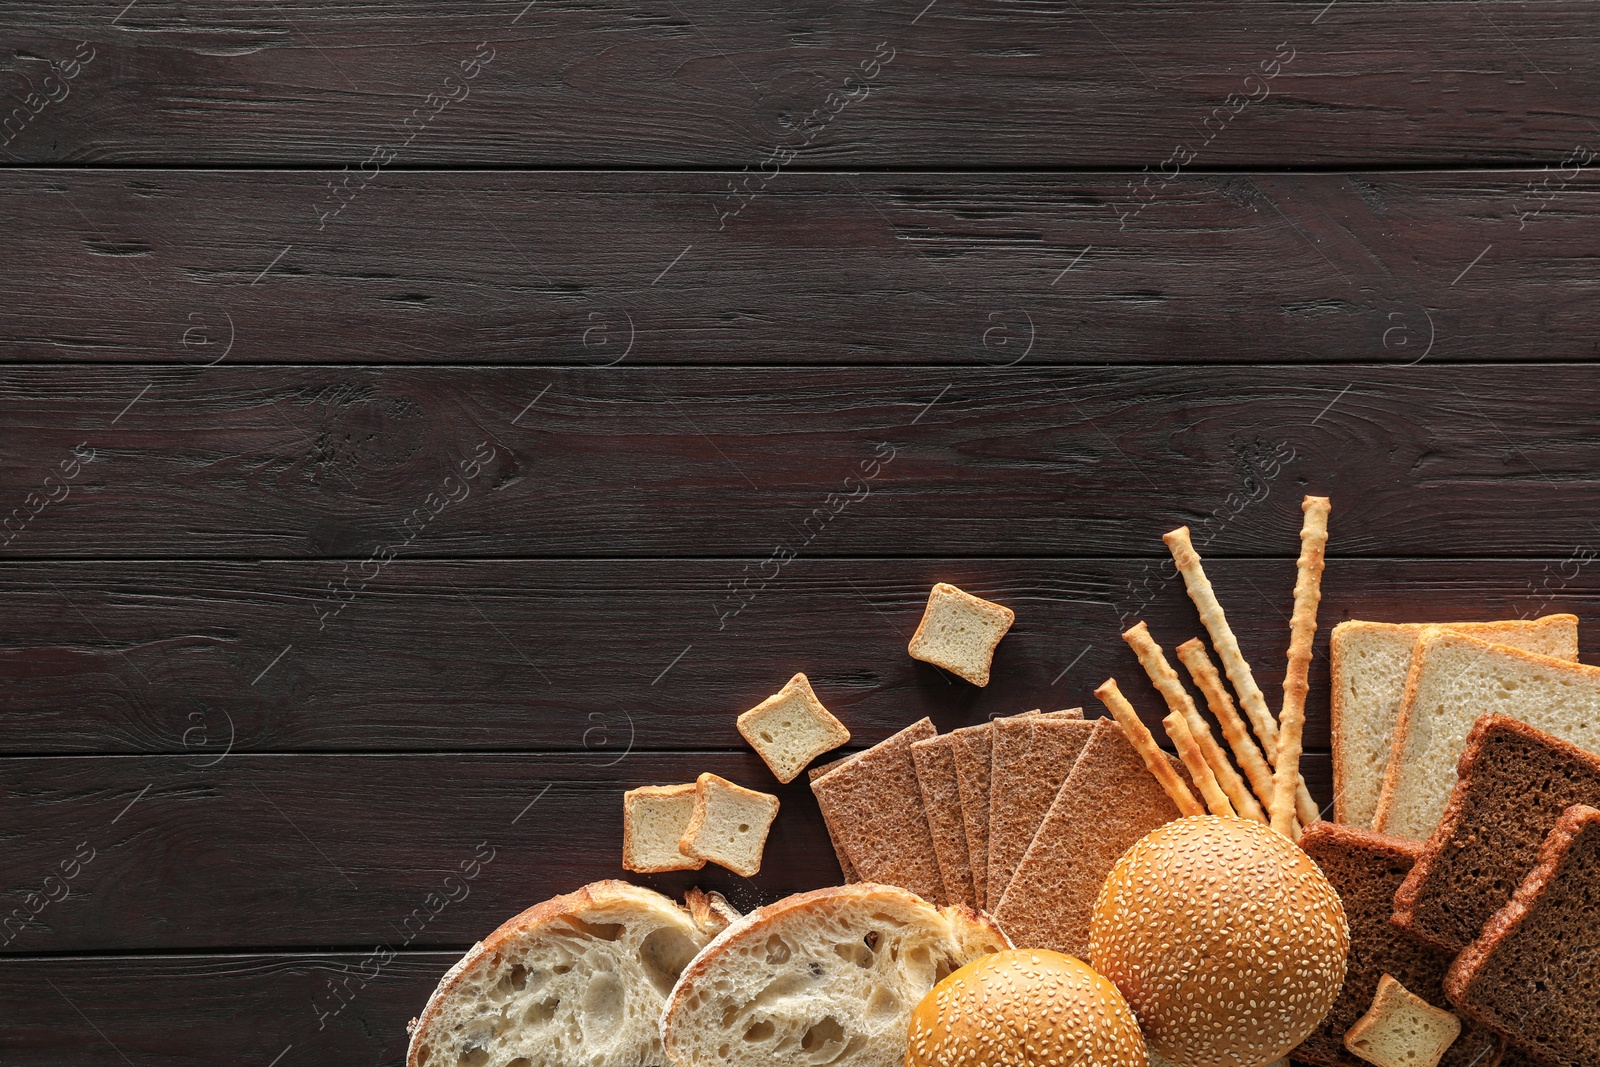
622,783 -> 706,873
406,881 -> 716,1067
985,715 -> 1096,909
1394,715 -> 1600,954
909,734 -> 977,910
1373,630 -> 1600,840
1444,805 -> 1600,1066
680,774 -> 780,878
1291,822 -> 1503,1067
809,719 -> 947,904
1331,616 -> 1577,829
1343,974 -> 1464,1067
661,883 -> 1009,1067
906,582 -> 1015,686
736,672 -> 851,784
992,718 -> 1190,957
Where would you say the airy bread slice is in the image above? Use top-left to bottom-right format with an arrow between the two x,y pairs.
1343,974 -> 1464,1067
1330,616 -> 1577,829
1373,630 -> 1600,840
1394,715 -> 1600,955
660,883 -> 1010,1067
680,774 -> 779,878
909,734 -> 977,910
1444,805 -> 1600,1066
622,784 -> 705,873
810,719 -> 946,904
406,881 -> 715,1067
906,582 -> 1015,686
986,715 -> 1096,908
737,672 -> 851,783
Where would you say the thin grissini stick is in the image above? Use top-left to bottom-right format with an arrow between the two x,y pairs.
1164,525 -> 1320,827
1122,622 -> 1267,824
1272,495 -> 1332,839
1162,712 -> 1236,819
1094,678 -> 1206,818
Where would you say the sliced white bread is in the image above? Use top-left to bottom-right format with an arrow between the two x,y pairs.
1331,615 -> 1578,828
1342,973 -> 1462,1067
1373,628 -> 1600,840
907,582 -> 1015,687
622,784 -> 705,873
660,883 -> 1009,1067
680,773 -> 779,878
737,672 -> 851,784
407,881 -> 717,1067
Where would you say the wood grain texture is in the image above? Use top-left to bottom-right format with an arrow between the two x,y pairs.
0,749 -> 1333,953
0,2 -> 1595,166
2,171 -> 1597,366
3,364 -> 1600,557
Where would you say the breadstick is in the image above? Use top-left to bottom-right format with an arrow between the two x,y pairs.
1272,496 -> 1331,838
1094,678 -> 1205,817
1122,622 -> 1266,824
1164,525 -> 1319,826
1163,712 -> 1236,819
1177,637 -> 1298,834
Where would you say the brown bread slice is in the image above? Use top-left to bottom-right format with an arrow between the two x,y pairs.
808,754 -> 860,882
992,718 -> 1189,956
809,718 -> 946,904
986,715 -> 1096,908
1393,715 -> 1600,955
1292,822 -> 1504,1067
946,711 -> 1038,911
909,734 -> 977,910
1444,804 -> 1600,1066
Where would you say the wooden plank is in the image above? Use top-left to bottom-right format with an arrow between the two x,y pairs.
2,364 -> 1600,557
2,171 -> 1597,366
2,559 -> 1595,756
0,3 -> 1595,166
0,749 -> 1335,953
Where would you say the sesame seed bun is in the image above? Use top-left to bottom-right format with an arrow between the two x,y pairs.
905,949 -> 1146,1066
1090,816 -> 1349,1067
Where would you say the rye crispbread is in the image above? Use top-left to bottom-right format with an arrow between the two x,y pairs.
910,733 -> 977,910
985,714 -> 1096,908
1292,822 -> 1504,1067
809,753 -> 860,882
1393,715 -> 1600,955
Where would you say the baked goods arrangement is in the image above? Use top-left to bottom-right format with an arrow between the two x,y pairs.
408,493 -> 1600,1067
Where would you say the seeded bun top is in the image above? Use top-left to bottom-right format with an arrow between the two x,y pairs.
906,948 -> 1145,1067
1090,816 -> 1349,1067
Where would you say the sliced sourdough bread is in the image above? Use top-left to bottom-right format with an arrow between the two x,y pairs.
1444,804 -> 1600,1066
992,718 -> 1190,957
909,734 -> 976,910
985,715 -> 1096,909
660,883 -> 1010,1067
1394,715 -> 1600,954
407,881 -> 717,1067
1292,823 -> 1504,1067
1331,615 -> 1577,829
809,719 -> 947,904
1373,630 -> 1600,840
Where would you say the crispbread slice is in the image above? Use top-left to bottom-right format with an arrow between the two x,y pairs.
1444,805 -> 1600,1066
1394,715 -> 1600,954
1343,974 -> 1464,1067
910,734 -> 977,910
1292,823 -> 1504,1067
993,718 -> 1190,956
1373,630 -> 1600,840
947,722 -> 997,910
810,719 -> 947,904
1330,615 -> 1577,829
621,783 -> 705,873
986,715 -> 1096,908
809,753 -> 860,882
907,582 -> 1015,686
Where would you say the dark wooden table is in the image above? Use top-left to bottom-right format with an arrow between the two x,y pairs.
2,2 -> 1598,1063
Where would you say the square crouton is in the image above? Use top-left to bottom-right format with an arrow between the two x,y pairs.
621,784 -> 705,873
736,672 -> 851,783
1344,974 -> 1463,1067
907,582 -> 1015,686
680,773 -> 780,878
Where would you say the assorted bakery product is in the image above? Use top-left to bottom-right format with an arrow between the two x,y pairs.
910,732 -> 979,910
679,773 -> 779,878
621,783 -> 705,873
1090,816 -> 1349,1067
1343,974 -> 1464,1067
1273,495 -> 1331,837
905,949 -> 1146,1067
735,672 -> 850,784
659,883 -> 1009,1067
906,581 -> 1015,686
984,713 -> 1095,906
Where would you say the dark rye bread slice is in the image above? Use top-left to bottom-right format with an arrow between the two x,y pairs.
909,734 -> 977,910
1293,823 -> 1505,1067
1444,805 -> 1600,1066
808,754 -> 860,882
1393,715 -> 1600,955
992,718 -> 1191,956
946,712 -> 1038,911
986,715 -> 1096,908
810,718 -> 946,905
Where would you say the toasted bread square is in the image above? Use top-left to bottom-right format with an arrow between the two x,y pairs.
679,773 -> 779,878
622,784 -> 706,873
1344,974 -> 1462,1067
907,582 -> 1015,686
736,672 -> 850,783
